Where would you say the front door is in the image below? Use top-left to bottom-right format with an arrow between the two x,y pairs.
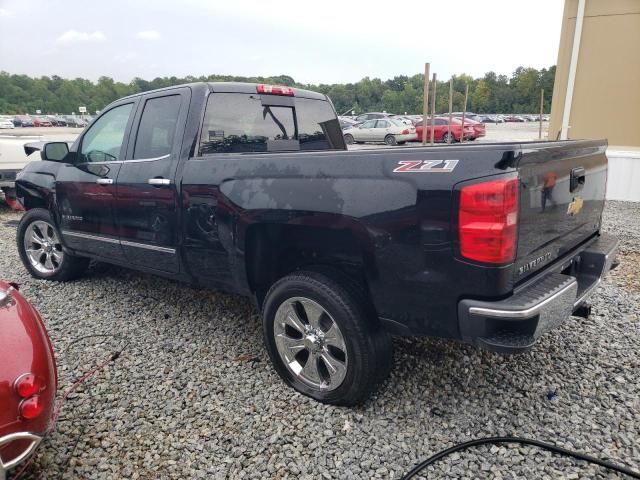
114,88 -> 189,273
357,119 -> 377,141
56,101 -> 137,259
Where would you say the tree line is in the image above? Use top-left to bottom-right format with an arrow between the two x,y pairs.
0,66 -> 555,116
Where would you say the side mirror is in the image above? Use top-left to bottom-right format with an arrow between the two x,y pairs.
41,142 -> 69,162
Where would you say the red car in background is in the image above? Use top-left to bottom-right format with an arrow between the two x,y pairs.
458,117 -> 486,140
413,116 -> 474,143
0,281 -> 56,479
32,118 -> 52,127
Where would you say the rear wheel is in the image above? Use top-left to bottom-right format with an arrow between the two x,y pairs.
262,270 -> 392,406
443,132 -> 456,144
384,135 -> 397,146
17,208 -> 89,281
344,134 -> 355,145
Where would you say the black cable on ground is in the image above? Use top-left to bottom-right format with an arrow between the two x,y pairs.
401,436 -> 640,479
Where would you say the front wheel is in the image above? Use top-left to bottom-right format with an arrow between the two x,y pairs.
384,135 -> 397,146
17,208 -> 89,281
262,270 -> 392,406
343,134 -> 355,145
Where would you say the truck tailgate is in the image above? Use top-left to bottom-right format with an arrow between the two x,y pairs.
515,140 -> 608,282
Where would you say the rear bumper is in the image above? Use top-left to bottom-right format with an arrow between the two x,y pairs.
458,233 -> 619,353
0,432 -> 42,480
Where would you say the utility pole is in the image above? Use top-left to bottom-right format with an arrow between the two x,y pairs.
422,63 -> 430,145
539,88 -> 544,140
447,78 -> 453,144
460,84 -> 469,144
430,73 -> 437,145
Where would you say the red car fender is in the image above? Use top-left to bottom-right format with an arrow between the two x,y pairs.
0,282 -> 57,469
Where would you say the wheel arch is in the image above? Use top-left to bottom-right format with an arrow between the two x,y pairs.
244,221 -> 376,309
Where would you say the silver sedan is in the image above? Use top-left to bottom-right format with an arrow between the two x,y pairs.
343,118 -> 416,146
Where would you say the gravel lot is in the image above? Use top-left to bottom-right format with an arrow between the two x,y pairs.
1,201 -> 638,480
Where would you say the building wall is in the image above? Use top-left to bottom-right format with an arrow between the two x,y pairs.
549,0 -> 640,148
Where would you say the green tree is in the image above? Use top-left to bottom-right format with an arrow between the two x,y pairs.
0,66 -> 555,116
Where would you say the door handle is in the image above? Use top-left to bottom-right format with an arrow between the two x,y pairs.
96,178 -> 113,185
570,166 -> 586,193
147,178 -> 171,186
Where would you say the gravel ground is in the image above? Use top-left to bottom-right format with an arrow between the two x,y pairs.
1,201 -> 639,480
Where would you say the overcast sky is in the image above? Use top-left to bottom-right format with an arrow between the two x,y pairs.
0,0 -> 564,84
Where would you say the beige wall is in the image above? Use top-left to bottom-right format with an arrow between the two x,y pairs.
549,0 -> 640,148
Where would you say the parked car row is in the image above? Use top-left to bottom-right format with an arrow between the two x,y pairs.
0,114 -> 92,128
454,112 -> 549,123
338,109 -> 549,145
340,112 -> 486,145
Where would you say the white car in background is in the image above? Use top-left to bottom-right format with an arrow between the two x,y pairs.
0,118 -> 15,129
343,118 -> 416,146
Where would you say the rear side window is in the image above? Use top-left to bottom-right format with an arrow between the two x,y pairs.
199,93 -> 344,155
133,95 -> 181,159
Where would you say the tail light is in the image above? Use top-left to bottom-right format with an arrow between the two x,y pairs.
14,373 -> 45,420
14,373 -> 41,398
19,396 -> 44,420
402,129 -> 410,135
458,177 -> 519,264
256,84 -> 294,96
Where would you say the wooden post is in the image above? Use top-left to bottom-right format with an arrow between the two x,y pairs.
447,78 -> 453,144
539,88 -> 544,140
460,83 -> 469,144
422,63 -> 430,145
430,73 -> 437,145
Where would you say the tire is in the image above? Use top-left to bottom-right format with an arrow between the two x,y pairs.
443,132 -> 456,144
17,208 -> 89,281
384,135 -> 397,146
344,134 -> 355,145
262,270 -> 392,406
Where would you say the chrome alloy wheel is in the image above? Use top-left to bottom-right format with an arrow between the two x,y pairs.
23,220 -> 64,274
274,297 -> 348,391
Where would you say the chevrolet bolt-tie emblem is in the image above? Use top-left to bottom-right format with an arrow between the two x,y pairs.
567,196 -> 584,216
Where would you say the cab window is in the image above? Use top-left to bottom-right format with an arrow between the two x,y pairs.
133,95 -> 181,159
79,103 -> 133,163
199,93 -> 344,154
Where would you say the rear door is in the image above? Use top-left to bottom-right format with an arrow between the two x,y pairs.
56,100 -> 137,258
515,140 -> 608,282
114,87 -> 190,273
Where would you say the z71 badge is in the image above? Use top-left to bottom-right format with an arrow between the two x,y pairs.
393,159 -> 459,173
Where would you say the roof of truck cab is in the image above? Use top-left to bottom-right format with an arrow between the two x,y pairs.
117,82 -> 327,101
207,82 -> 327,100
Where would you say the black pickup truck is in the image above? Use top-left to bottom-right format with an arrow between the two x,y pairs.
14,82 -> 618,405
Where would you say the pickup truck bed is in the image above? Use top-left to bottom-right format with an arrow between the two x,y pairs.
13,82 -> 618,405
